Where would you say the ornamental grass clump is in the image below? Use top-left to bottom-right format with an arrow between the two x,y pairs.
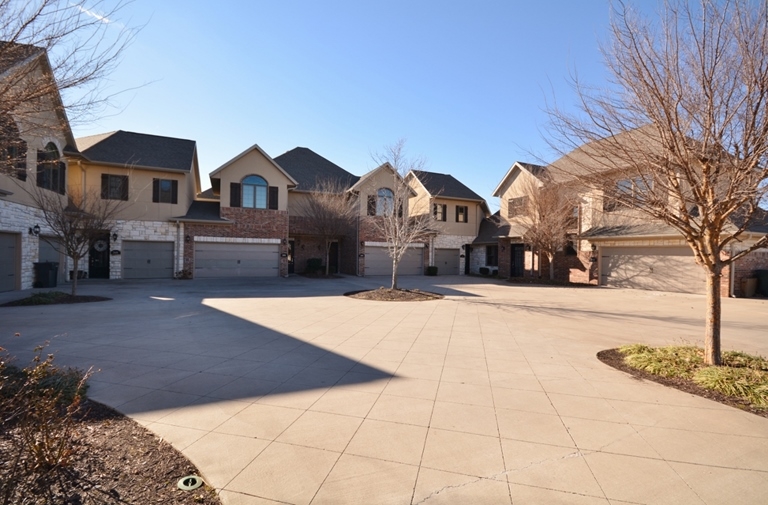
618,345 -> 768,409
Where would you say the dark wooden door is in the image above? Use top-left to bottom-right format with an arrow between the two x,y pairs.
88,234 -> 110,279
510,244 -> 525,278
328,242 -> 339,274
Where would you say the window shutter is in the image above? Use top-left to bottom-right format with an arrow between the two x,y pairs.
152,179 -> 159,202
58,161 -> 66,194
397,203 -> 403,218
121,176 -> 128,201
171,180 -> 178,204
433,204 -> 437,218
268,186 -> 278,210
101,174 -> 109,199
367,195 -> 376,216
455,206 -> 460,222
36,150 -> 46,188
442,204 -> 447,221
230,182 -> 241,207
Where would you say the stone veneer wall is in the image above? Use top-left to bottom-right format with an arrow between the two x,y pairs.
0,199 -> 45,290
105,221 -> 183,279
183,208 -> 289,277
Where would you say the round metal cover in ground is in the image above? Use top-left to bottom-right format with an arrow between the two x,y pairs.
177,475 -> 203,491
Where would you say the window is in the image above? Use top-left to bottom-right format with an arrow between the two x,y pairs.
433,203 -> 446,221
508,196 -> 527,216
152,178 -> 178,204
486,245 -> 499,267
0,115 -> 26,180
605,176 -> 653,212
230,176 -> 278,209
101,174 -> 128,200
243,175 -> 268,208
564,240 -> 578,256
36,143 -> 65,194
367,188 -> 394,216
455,205 -> 468,223
567,205 -> 579,228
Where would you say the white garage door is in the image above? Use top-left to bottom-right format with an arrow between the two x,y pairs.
434,248 -> 460,275
365,246 -> 423,276
123,241 -> 175,279
0,232 -> 18,292
600,246 -> 707,294
195,242 -> 279,278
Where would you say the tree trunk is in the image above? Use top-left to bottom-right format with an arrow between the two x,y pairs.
704,268 -> 722,365
548,252 -> 555,280
71,257 -> 79,296
391,258 -> 398,290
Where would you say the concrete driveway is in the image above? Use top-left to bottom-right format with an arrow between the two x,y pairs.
1,276 -> 767,504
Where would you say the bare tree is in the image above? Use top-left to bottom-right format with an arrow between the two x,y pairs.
295,178 -> 357,276
512,175 -> 577,280
368,140 -> 434,290
546,0 -> 768,365
31,184 -> 125,295
1,0 -> 135,170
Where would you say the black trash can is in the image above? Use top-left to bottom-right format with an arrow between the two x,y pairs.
756,270 -> 768,296
33,262 -> 59,288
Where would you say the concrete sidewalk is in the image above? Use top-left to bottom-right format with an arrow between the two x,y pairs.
1,276 -> 767,504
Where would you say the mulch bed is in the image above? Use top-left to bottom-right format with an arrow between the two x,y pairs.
345,288 -> 445,301
1,294 -> 111,307
0,400 -> 220,504
506,276 -> 597,287
598,348 -> 768,418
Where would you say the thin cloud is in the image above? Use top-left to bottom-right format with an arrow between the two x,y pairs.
73,4 -> 111,24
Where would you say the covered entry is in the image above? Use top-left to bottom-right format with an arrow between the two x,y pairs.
364,245 -> 423,276
0,232 -> 17,292
600,246 -> 707,294
195,242 -> 279,278
434,248 -> 460,275
123,241 -> 175,279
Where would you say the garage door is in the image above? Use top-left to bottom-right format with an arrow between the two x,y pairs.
195,242 -> 279,278
434,248 -> 460,275
365,246 -> 423,276
0,232 -> 17,292
39,237 -> 66,284
123,241 -> 174,279
600,246 -> 707,294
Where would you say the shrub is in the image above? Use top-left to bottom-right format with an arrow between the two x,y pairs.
306,258 -> 323,273
479,267 -> 489,276
426,266 -> 438,276
0,345 -> 92,503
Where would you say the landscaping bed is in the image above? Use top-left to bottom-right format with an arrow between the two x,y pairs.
1,291 -> 111,307
345,287 -> 444,301
598,345 -> 768,418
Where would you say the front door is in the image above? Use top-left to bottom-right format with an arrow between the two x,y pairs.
288,240 -> 295,274
328,242 -> 339,274
88,234 -> 110,279
510,244 -> 525,278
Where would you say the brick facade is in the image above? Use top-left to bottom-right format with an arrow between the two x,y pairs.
289,215 -> 358,275
730,249 -> 768,297
183,208 -> 289,277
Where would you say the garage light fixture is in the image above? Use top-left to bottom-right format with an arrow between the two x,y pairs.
185,235 -> 191,243
111,232 -> 118,241
28,224 -> 40,236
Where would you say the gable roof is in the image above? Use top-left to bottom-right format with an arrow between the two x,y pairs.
409,170 -> 485,201
492,161 -> 547,197
274,147 -> 359,192
0,42 -> 45,76
76,130 -> 196,172
209,143 -> 298,186
174,201 -> 230,223
348,162 -> 416,196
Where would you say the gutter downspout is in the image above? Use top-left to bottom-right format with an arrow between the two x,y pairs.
729,243 -> 736,297
356,194 -> 361,276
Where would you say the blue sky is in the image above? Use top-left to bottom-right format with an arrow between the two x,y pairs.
72,1 -> 617,211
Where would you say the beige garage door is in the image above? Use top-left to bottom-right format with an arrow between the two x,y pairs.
600,246 -> 707,294
195,242 -> 279,278
365,246 -> 423,276
123,241 -> 175,279
434,248 -> 460,275
0,232 -> 18,292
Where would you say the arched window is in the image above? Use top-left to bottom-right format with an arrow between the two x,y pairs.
376,187 -> 394,216
242,175 -> 268,208
0,115 -> 27,181
37,142 -> 65,194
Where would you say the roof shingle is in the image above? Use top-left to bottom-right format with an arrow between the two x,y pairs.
411,170 -> 484,201
274,147 -> 358,191
76,130 -> 196,172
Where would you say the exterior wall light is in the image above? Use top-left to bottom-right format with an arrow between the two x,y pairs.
29,224 -> 40,236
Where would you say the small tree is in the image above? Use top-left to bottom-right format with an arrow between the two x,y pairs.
31,184 -> 125,295
512,175 -> 577,280
368,140 -> 435,290
546,0 -> 768,365
295,178 -> 357,276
